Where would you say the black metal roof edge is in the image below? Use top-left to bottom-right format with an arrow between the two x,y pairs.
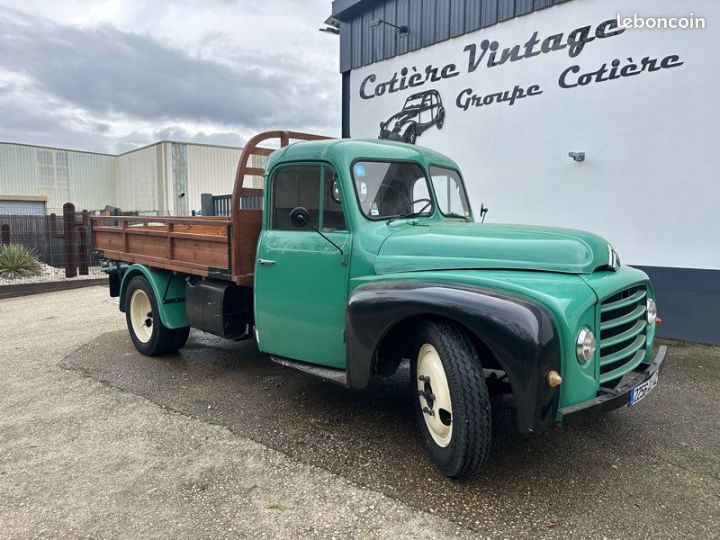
332,0 -> 378,21
334,0 -> 575,73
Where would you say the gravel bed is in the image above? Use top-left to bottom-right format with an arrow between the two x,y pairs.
0,263 -> 105,286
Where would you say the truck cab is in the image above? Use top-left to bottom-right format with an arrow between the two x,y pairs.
96,133 -> 666,479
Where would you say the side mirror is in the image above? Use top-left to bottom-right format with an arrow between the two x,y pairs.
288,206 -> 345,256
290,207 -> 310,228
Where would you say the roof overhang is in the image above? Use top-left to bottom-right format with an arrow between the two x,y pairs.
331,0 -> 379,21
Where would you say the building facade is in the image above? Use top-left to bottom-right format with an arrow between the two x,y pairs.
0,141 -> 262,216
331,0 -> 719,344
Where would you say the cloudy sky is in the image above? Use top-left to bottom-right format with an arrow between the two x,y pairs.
0,0 -> 340,153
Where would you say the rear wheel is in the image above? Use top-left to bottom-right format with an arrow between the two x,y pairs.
126,275 -> 189,356
411,320 -> 491,478
403,124 -> 417,144
436,107 -> 445,129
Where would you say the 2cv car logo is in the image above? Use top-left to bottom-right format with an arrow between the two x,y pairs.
379,89 -> 446,144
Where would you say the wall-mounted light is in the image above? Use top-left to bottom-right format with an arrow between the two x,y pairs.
370,18 -> 409,36
568,151 -> 585,162
319,16 -> 340,35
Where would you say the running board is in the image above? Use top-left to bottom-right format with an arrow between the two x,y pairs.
270,356 -> 348,387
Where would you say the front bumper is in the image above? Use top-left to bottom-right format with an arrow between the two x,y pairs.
558,345 -> 667,425
379,129 -> 403,141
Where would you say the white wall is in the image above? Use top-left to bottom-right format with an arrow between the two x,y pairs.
349,0 -> 720,270
0,143 -> 115,212
114,144 -> 165,214
186,144 -> 241,213
1,141 -> 258,216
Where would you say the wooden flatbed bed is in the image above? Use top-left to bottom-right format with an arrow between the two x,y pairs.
92,131 -> 329,285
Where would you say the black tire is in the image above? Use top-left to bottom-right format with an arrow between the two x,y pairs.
403,124 -> 417,144
168,326 -> 191,352
125,275 -> 189,356
411,320 -> 491,478
436,108 -> 445,129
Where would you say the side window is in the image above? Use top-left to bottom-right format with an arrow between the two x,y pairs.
430,165 -> 471,218
420,95 -> 431,124
270,164 -> 347,232
271,164 -> 321,230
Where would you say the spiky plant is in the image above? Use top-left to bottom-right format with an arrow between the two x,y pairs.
0,244 -> 43,279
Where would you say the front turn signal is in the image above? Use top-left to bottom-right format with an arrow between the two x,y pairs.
546,370 -> 562,388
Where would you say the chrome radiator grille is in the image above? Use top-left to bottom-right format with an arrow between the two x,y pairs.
599,285 -> 648,384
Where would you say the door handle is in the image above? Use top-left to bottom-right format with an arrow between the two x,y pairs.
257,258 -> 276,265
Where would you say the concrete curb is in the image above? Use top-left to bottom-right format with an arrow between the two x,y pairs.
0,278 -> 107,299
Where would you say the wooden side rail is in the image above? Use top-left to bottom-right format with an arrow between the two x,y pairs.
92,215 -> 232,278
92,215 -> 231,227
230,130 -> 332,283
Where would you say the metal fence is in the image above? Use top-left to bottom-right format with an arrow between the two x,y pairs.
0,211 -> 100,286
201,193 -> 263,216
0,203 -> 160,287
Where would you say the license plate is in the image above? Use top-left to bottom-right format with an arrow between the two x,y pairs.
629,370 -> 659,406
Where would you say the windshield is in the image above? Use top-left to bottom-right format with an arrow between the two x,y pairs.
352,161 -> 433,220
429,165 -> 472,219
403,96 -> 423,109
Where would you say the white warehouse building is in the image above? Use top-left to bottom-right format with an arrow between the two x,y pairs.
0,140 -> 263,216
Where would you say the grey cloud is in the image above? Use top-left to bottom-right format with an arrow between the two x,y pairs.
0,7 -> 339,133
114,127 -> 248,154
0,96 -> 116,152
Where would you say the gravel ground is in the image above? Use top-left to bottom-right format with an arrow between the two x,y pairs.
0,287 -> 473,539
0,263 -> 104,286
1,286 -> 719,538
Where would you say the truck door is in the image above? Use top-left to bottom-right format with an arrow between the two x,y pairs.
254,162 -> 350,369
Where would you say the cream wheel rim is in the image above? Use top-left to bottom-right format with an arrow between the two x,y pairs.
130,289 -> 153,343
417,343 -> 453,447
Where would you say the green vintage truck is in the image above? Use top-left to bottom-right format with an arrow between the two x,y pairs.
93,130 -> 666,478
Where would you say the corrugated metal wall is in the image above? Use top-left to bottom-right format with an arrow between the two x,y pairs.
67,151 -> 115,211
0,144 -> 42,201
185,144 -> 241,213
0,141 -> 264,216
0,143 -> 114,212
186,145 -> 265,214
113,144 -> 165,214
337,0 -> 570,72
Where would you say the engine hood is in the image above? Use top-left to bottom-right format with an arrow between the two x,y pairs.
374,221 -> 614,275
383,109 -> 417,131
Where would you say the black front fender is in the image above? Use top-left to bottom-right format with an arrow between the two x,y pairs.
346,281 -> 561,433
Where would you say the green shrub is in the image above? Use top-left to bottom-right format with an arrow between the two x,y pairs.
0,244 -> 43,279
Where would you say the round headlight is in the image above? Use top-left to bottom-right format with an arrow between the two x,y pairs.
647,298 -> 657,324
576,327 -> 596,364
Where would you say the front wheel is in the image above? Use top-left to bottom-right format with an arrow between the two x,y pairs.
126,275 -> 189,356
403,124 -> 417,144
411,320 -> 491,478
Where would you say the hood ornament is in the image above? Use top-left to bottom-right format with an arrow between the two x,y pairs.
607,245 -> 621,271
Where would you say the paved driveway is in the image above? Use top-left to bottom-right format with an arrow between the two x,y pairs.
2,286 -> 719,538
